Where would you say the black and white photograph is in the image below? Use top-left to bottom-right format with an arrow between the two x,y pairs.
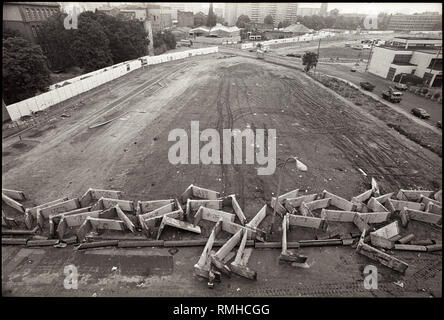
1,1 -> 442,304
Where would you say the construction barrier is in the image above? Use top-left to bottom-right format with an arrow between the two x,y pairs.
6,47 -> 219,121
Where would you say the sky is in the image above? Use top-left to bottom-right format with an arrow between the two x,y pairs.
305,3 -> 442,14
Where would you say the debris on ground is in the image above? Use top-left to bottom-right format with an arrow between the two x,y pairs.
1,183 -> 442,287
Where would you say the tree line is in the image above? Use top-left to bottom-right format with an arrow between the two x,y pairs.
2,11 -> 158,106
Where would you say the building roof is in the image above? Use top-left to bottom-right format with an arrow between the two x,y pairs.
5,2 -> 60,7
394,37 -> 442,41
283,23 -> 312,33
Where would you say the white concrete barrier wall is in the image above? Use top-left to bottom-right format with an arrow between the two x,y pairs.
6,47 -> 218,121
240,32 -> 336,50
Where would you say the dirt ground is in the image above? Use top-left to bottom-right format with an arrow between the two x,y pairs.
2,51 -> 442,297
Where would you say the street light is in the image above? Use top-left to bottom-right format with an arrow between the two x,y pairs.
268,156 -> 307,238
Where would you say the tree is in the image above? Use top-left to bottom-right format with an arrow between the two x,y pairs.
194,12 -> 207,27
329,8 -> 339,17
236,15 -> 250,28
153,31 -> 176,55
302,51 -> 318,72
278,22 -> 283,29
207,3 -> 217,27
95,13 -> 148,64
264,14 -> 274,25
2,37 -> 51,104
37,13 -> 76,71
3,27 -> 23,39
70,12 -> 113,72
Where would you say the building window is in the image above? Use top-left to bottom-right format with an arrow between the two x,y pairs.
31,26 -> 37,37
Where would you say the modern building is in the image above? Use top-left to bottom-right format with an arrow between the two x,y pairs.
388,14 -> 442,31
177,10 -> 193,28
3,2 -> 61,43
224,3 -> 299,27
319,3 -> 328,17
367,38 -> 442,87
297,7 -> 320,17
147,8 -> 173,33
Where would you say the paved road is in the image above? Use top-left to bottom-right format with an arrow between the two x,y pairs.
315,62 -> 443,125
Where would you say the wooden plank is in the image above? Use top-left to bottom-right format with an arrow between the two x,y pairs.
49,206 -> 92,221
194,206 -> 235,226
2,193 -> 25,213
157,215 -> 201,240
270,189 -> 297,215
2,238 -> 28,245
374,192 -> 394,205
367,198 -> 389,212
76,240 -> 118,250
63,210 -> 102,227
372,221 -> 400,239
185,199 -> 223,215
27,239 -> 59,247
2,227 -> 38,235
230,195 -> 247,225
118,240 -> 164,248
301,198 -> 331,216
195,219 -> 223,276
80,188 -> 122,207
427,202 -> 442,215
353,214 -> 371,235
397,234 -> 415,244
180,184 -> 194,203
357,212 -> 391,224
192,185 -> 220,200
426,244 -> 442,252
139,202 -> 175,220
397,189 -> 434,201
434,190 -> 442,203
352,189 -> 373,203
100,197 -> 134,212
321,209 -> 356,222
288,214 -> 327,230
214,229 -> 243,261
394,244 -> 427,251
370,233 -> 394,249
88,217 -> 125,231
2,188 -> 26,201
284,194 -> 317,211
322,190 -> 355,211
356,242 -> 408,274
246,205 -> 267,229
115,205 -> 135,233
76,219 -> 93,242
37,198 -> 80,219
404,208 -> 442,225
420,195 -> 441,208
137,199 -> 174,215
387,199 -> 424,213
26,197 -> 69,217
221,220 -> 256,239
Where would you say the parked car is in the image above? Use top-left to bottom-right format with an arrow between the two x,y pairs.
411,108 -> 430,119
345,42 -> 351,47
394,83 -> 408,91
360,82 -> 375,91
382,90 -> 402,103
350,67 -> 357,72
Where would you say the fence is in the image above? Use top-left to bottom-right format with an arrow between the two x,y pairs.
6,47 -> 219,121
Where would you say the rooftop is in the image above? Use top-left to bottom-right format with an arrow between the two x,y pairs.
379,46 -> 441,54
394,37 -> 442,41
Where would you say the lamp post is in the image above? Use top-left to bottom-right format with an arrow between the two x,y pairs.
268,156 -> 307,239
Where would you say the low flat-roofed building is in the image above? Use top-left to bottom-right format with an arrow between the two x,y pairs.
389,37 -> 442,49
368,45 -> 442,87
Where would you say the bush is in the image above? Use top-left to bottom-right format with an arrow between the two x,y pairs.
421,88 -> 429,95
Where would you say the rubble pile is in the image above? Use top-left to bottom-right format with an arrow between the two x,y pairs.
2,182 -> 442,288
